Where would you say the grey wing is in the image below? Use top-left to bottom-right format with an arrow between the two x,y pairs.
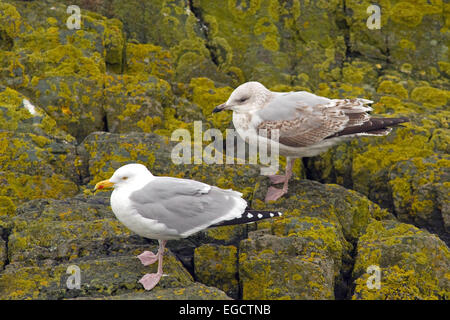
128,177 -> 247,237
257,98 -> 374,148
257,91 -> 332,121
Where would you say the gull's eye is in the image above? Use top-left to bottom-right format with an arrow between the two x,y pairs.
238,96 -> 249,103
122,177 -> 128,180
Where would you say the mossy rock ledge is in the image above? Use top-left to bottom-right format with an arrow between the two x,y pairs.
0,0 -> 448,300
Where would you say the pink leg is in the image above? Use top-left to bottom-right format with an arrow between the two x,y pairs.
267,174 -> 287,184
138,240 -> 167,291
265,158 -> 294,202
137,251 -> 158,266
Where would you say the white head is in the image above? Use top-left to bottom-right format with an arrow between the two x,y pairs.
213,81 -> 271,113
94,163 -> 153,191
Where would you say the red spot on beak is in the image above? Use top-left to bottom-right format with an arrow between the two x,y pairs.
98,185 -> 104,189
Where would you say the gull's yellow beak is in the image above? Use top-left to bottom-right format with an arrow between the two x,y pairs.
94,179 -> 115,191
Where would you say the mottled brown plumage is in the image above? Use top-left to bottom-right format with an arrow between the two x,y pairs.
213,81 -> 410,202
326,117 -> 409,139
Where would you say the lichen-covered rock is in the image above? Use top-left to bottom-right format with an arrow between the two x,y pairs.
305,109 -> 449,245
77,131 -> 168,184
0,238 -> 5,270
0,196 -> 15,236
0,0 -> 129,141
63,0 -> 233,84
126,43 -> 174,81
0,0 -> 448,301
239,230 -> 336,299
352,219 -> 450,300
0,191 -> 200,299
253,179 -> 392,242
0,171 -> 79,209
0,254 -> 193,299
0,2 -> 21,51
194,244 -> 238,298
30,75 -> 105,141
192,0 -> 346,87
0,182 -> 249,299
0,87 -> 79,207
0,87 -> 73,140
304,67 -> 448,241
389,155 -> 449,244
102,75 -> 171,134
85,283 -> 231,300
345,0 -> 448,83
6,193 -> 140,267
185,77 -> 233,132
247,178 -> 392,299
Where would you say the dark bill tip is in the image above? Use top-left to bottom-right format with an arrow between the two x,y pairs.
212,103 -> 226,113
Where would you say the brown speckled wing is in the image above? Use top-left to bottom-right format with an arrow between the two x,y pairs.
257,101 -> 351,148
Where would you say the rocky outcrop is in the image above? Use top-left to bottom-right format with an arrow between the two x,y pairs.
0,0 -> 448,299
352,220 -> 449,300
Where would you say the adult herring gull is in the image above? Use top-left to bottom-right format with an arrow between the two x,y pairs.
213,81 -> 409,202
94,163 -> 282,290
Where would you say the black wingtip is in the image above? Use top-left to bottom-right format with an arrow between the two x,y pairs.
209,209 -> 283,228
397,117 -> 410,124
389,117 -> 410,127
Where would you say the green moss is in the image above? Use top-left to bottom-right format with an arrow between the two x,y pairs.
410,86 -> 448,108
400,63 -> 413,74
189,77 -> 233,131
399,39 -> 416,51
342,61 -> 377,85
353,220 -> 450,300
238,253 -> 273,299
227,0 -> 262,18
390,2 -> 424,27
0,195 -> 15,218
136,116 -> 162,133
0,171 -> 78,204
126,43 -> 174,81
239,231 -> 335,299
377,80 -> 408,99
194,244 -> 238,297
352,124 -> 435,199
389,156 -> 449,221
205,225 -> 244,242
29,44 -> 103,78
289,216 -> 343,259
104,18 -> 125,68
354,265 -> 448,300
438,61 -> 450,76
0,2 -> 21,39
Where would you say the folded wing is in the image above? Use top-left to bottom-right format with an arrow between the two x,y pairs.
128,177 -> 247,238
255,95 -> 405,148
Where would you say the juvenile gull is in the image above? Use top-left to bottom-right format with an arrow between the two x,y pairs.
94,163 -> 282,290
213,81 -> 409,202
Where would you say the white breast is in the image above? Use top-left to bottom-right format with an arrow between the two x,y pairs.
233,112 -> 260,145
110,188 -> 180,240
